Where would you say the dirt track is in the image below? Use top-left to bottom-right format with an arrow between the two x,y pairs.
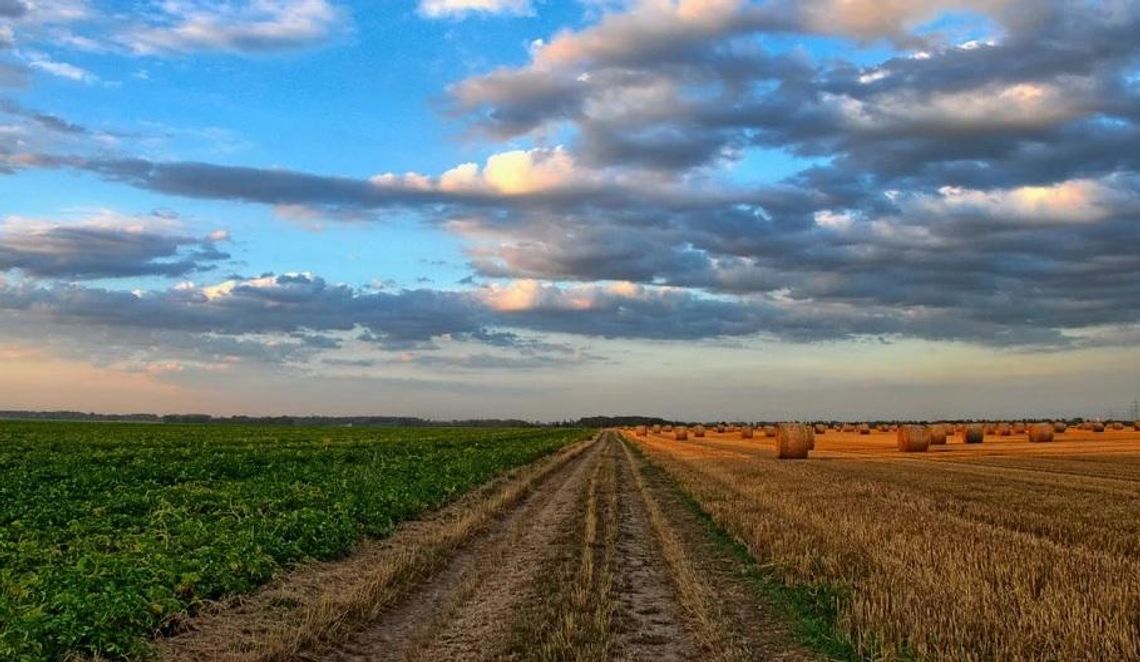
158,431 -> 814,661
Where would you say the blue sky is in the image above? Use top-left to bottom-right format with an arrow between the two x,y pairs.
1,0 -> 1139,420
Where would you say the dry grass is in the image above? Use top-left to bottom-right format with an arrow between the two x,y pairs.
628,427 -> 1140,661
513,439 -> 619,661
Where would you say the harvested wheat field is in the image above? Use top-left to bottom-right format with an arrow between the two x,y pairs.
155,431 -> 817,661
623,425 -> 1140,661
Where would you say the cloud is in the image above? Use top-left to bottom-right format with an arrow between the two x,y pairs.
0,0 -> 28,19
419,0 -> 532,18
792,0 -> 1018,42
26,54 -> 96,82
115,0 -> 345,55
5,0 -> 1140,359
0,98 -> 88,134
0,213 -> 230,279
410,146 -> 589,195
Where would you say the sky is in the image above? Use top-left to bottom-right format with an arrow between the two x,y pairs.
1,0 -> 1139,421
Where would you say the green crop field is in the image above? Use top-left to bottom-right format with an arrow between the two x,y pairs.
0,421 -> 590,659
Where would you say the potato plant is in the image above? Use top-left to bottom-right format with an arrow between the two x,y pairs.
0,422 -> 588,659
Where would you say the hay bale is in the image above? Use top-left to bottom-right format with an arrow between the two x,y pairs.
1012,422 -> 1026,434
675,426 -> 688,441
635,425 -> 647,436
716,424 -> 726,434
929,424 -> 948,445
764,425 -> 777,437
1028,423 -> 1054,443
1053,422 -> 1067,433
997,423 -> 1011,436
776,424 -> 813,459
741,426 -> 754,439
1134,421 -> 1140,431
897,425 -> 931,452
814,424 -> 827,434
1112,422 -> 1124,431
652,425 -> 662,434
1091,421 -> 1105,432
858,423 -> 871,435
693,425 -> 706,437
984,423 -> 996,434
963,424 -> 985,444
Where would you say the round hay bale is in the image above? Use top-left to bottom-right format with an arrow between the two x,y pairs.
858,423 -> 871,435
984,423 -> 996,434
997,423 -> 1011,436
776,424 -> 813,459
652,425 -> 662,433
1112,422 -> 1124,431
1012,422 -> 1026,434
897,425 -> 931,452
1134,421 -> 1140,431
1028,423 -> 1054,443
1053,422 -> 1067,433
929,425 -> 948,445
693,425 -> 706,437
1091,421 -> 1105,432
764,425 -> 777,438
716,424 -> 726,434
635,425 -> 647,436
813,424 -> 827,434
675,426 -> 688,441
963,424 -> 985,444
740,426 -> 754,439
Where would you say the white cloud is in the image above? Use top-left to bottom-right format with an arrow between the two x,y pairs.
814,210 -> 855,231
26,54 -> 96,83
372,147 -> 593,196
481,279 -> 653,312
117,0 -> 344,55
830,81 -> 1089,134
907,179 -> 1127,225
419,0 -> 532,18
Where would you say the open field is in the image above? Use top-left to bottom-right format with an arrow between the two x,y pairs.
623,425 -> 1140,661
0,421 -> 589,659
7,420 -> 1140,660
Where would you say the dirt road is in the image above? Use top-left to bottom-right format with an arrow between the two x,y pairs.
158,431 -> 815,661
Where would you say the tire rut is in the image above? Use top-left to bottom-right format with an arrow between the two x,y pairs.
611,433 -> 701,661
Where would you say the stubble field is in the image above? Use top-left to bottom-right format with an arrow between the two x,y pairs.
624,425 -> 1140,661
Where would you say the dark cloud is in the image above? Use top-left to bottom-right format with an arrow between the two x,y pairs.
0,223 -> 229,279
0,0 -> 26,19
0,98 -> 88,134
